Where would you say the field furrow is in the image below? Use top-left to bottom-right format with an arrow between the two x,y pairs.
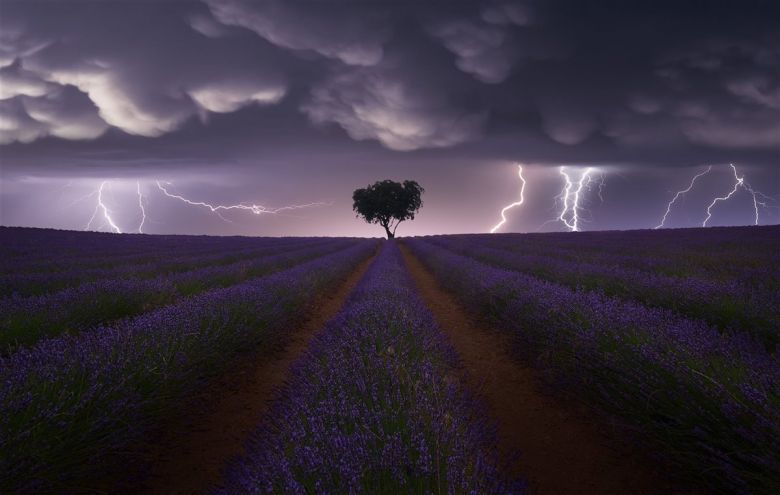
0,240 -> 377,492
0,229 -> 319,273
399,244 -> 685,495
428,236 -> 780,348
115,245 -> 380,494
0,237 -> 336,298
405,237 -> 780,494
1,226 -> 777,495
0,239 -> 358,350
219,241 -> 520,494
451,227 -> 779,285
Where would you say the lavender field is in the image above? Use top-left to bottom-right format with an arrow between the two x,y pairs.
1,226 -> 778,494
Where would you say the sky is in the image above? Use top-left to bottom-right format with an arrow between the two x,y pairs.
0,0 -> 778,237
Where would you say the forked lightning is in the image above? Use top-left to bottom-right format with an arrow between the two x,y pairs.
702,164 -> 775,227
83,180 -> 328,233
490,164 -> 527,233
85,181 -> 122,233
155,181 -> 329,218
136,181 -> 146,234
654,164 -> 775,228
557,166 -> 597,232
655,166 -> 713,229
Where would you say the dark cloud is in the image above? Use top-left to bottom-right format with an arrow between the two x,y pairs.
427,19 -> 515,84
204,0 -> 391,66
300,48 -> 487,151
1,0 -> 290,141
1,0 -> 778,156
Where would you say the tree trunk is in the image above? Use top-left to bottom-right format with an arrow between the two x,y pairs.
384,225 -> 395,239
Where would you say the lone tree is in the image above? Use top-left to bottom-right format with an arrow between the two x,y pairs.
353,180 -> 424,239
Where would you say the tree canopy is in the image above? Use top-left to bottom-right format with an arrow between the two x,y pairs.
352,180 -> 424,239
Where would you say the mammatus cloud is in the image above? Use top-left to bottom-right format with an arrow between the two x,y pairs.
0,0 -> 778,161
0,63 -> 108,144
0,63 -> 51,99
0,98 -> 47,144
189,81 -> 286,114
427,2 -> 531,84
678,105 -> 780,149
0,4 -> 291,144
428,20 -> 513,84
17,86 -> 107,141
538,100 -> 597,146
205,0 -> 390,66
301,66 -> 485,151
38,64 -> 195,138
584,35 -> 780,151
651,38 -> 780,149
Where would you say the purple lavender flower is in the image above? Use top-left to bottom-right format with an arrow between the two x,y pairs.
218,242 -> 523,494
0,240 -> 377,492
0,239 -> 358,350
406,235 -> 779,494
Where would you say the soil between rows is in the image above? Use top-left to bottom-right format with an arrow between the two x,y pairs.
115,251 -> 378,495
91,242 -> 699,494
399,244 -> 698,495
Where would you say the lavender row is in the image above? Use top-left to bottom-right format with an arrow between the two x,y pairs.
538,248 -> 780,290
475,226 -> 779,258
0,226 -> 315,257
429,237 -> 780,349
0,239 -> 357,351
219,241 -> 521,494
406,238 -> 780,495
0,227 -> 245,260
449,226 -> 780,287
0,227 -> 256,268
478,243 -> 779,288
522,245 -> 780,289
0,237 -> 334,298
0,240 -> 378,493
0,229 -> 326,275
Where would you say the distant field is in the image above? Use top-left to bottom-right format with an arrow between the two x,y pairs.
1,226 -> 778,494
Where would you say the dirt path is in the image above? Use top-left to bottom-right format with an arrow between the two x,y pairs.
400,244 -> 696,495
130,251 -> 377,494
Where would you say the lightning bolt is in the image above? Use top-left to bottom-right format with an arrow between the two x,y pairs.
742,181 -> 776,225
557,167 -> 595,232
155,181 -> 329,220
490,164 -> 526,233
592,174 -> 607,202
85,181 -> 122,233
702,164 -> 776,227
557,168 -> 574,230
703,164 -> 743,227
136,181 -> 146,234
655,165 -> 713,229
